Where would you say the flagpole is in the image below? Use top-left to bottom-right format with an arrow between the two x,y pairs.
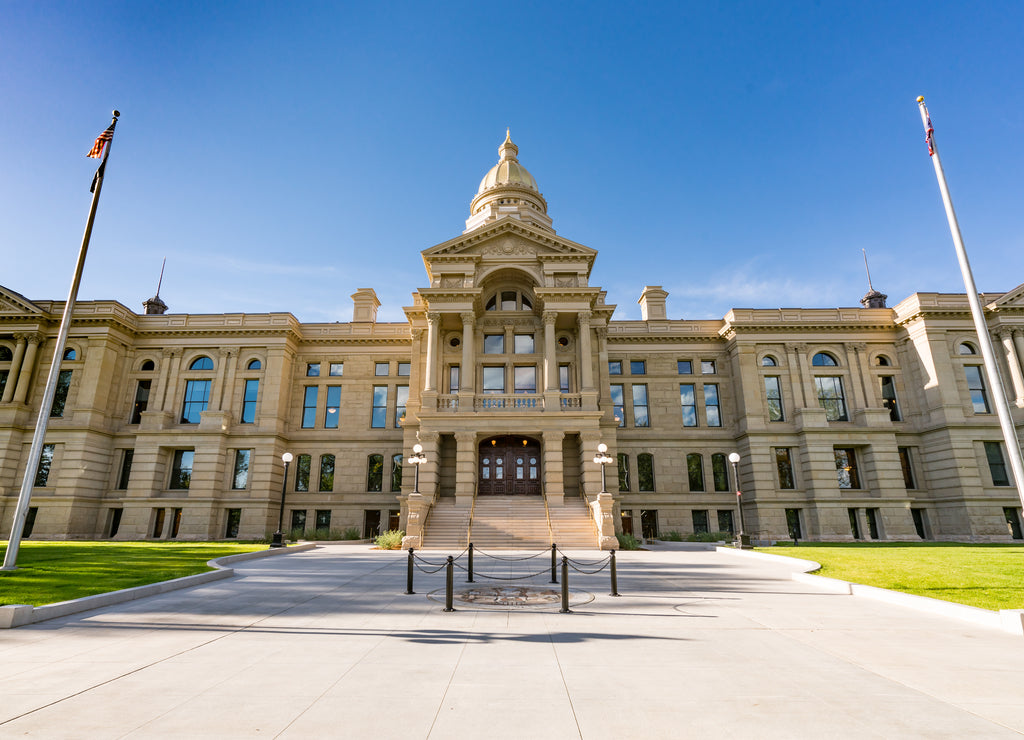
916,96 -> 1024,509
2,110 -> 120,571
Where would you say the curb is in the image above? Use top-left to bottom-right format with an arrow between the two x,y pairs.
0,543 -> 318,629
716,545 -> 1024,638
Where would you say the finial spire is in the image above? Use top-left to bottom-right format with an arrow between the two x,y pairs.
155,257 -> 166,297
862,248 -> 874,291
143,257 -> 169,315
499,128 -> 518,161
859,249 -> 887,308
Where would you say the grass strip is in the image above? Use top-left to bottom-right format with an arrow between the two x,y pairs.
759,542 -> 1024,611
0,541 -> 265,606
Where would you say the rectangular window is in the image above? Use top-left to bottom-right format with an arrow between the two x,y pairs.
617,453 -> 630,492
815,376 -> 848,421
483,367 -> 505,394
240,379 -> 258,424
712,453 -> 729,492
375,362 -> 389,376
324,385 -> 341,429
131,379 -> 151,424
367,454 -> 384,492
484,335 -> 505,354
898,447 -> 916,489
50,370 -> 72,417
638,453 -> 655,491
911,508 -> 928,539
717,510 -> 735,534
880,376 -> 901,421
1003,507 -> 1023,539
295,454 -> 311,492
640,510 -> 659,539
170,450 -> 193,490
449,365 -> 460,393
985,441 -> 1011,486
677,360 -> 692,374
608,360 -> 622,375
964,366 -> 990,413
631,384 -> 650,427
395,385 -> 409,426
687,454 -> 705,491
786,509 -> 803,540
701,360 -> 716,374
0,370 -> 8,398
775,448 -> 795,489
848,508 -> 861,539
630,360 -> 646,375
397,362 -> 411,376
35,443 -> 55,487
391,454 -> 404,492
680,384 -> 697,427
703,384 -> 721,427
610,384 -> 625,427
329,362 -> 344,376
181,379 -> 211,423
371,386 -> 388,427
117,449 -> 134,490
152,508 -> 166,538
559,364 -> 570,393
866,508 -> 881,539
232,449 -> 251,490
514,366 -> 537,394
764,376 -> 784,421
315,509 -> 332,531
691,510 -> 709,534
306,363 -> 320,377
170,508 -> 182,538
301,386 -> 318,428
834,448 -> 860,489
291,510 -> 307,535
514,334 -> 535,354
320,454 -> 335,492
225,509 -> 241,539
23,507 -> 38,538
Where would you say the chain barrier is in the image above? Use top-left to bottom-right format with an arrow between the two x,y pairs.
469,546 -> 550,561
452,560 -> 553,582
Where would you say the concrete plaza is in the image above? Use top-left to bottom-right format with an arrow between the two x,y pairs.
1,544 -> 1023,739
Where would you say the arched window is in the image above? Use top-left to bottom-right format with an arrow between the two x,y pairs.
140,359 -> 155,371
812,352 -> 838,367
875,355 -> 890,366
247,359 -> 262,370
63,348 -> 76,361
761,356 -> 777,367
367,454 -> 384,492
189,356 -> 214,370
958,342 -> 977,355
0,346 -> 12,361
637,453 -> 655,491
485,290 -> 533,311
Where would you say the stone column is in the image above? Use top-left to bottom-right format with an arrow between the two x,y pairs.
998,329 -> 1024,406
154,349 -> 175,411
844,342 -> 868,411
543,311 -> 558,391
424,311 -> 440,392
12,332 -> 43,404
577,311 -> 594,390
786,343 -> 808,408
213,348 -> 232,411
460,311 -> 475,394
454,432 -> 477,506
2,334 -> 27,403
542,430 -> 565,506
1014,330 -> 1024,407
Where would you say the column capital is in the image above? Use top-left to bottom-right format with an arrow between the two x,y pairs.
542,429 -> 566,443
997,327 -> 1013,340
846,342 -> 867,353
217,348 -> 233,359
426,311 -> 442,323
161,348 -> 177,358
576,310 -> 592,326
460,311 -> 475,325
594,326 -> 608,340
542,311 -> 558,325
786,342 -> 808,354
411,328 -> 425,342
14,332 -> 44,345
455,431 -> 477,445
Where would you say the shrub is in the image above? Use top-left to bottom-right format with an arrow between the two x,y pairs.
288,527 -> 305,541
341,526 -> 361,540
374,529 -> 405,550
686,530 -> 732,542
616,532 -> 641,550
658,530 -> 684,542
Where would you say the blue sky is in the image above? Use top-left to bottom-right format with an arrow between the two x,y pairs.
3,1 -> 1023,322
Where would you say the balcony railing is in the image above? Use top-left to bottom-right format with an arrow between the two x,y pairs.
434,393 -> 584,412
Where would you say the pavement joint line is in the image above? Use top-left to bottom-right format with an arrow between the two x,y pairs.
425,615 -> 473,740
548,617 -> 585,740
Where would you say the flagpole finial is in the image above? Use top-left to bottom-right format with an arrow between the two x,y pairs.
112,110 -> 120,119
916,96 -> 924,103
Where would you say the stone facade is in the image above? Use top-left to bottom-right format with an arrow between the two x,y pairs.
2,135 -> 1024,544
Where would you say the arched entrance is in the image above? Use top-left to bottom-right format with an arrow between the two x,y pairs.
478,435 -> 541,495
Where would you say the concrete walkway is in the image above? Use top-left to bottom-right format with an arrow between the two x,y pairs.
1,544 -> 1023,739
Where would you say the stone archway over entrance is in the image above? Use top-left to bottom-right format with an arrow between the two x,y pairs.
478,435 -> 541,495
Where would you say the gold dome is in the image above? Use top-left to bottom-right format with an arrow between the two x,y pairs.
476,129 -> 538,194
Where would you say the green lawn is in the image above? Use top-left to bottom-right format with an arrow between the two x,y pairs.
0,541 -> 265,607
759,542 -> 1024,611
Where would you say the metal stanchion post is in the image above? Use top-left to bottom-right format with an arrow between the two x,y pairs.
559,556 -> 571,614
550,543 -> 558,584
467,542 -> 474,583
406,548 -> 415,594
443,555 -> 455,612
609,549 -> 619,597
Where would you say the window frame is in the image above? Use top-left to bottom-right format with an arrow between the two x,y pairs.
631,384 -> 650,427
703,384 -> 721,427
686,453 -> 705,492
232,449 -> 251,490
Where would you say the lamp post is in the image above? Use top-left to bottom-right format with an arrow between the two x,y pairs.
409,443 -> 427,493
271,452 -> 293,548
728,452 -> 747,548
593,443 -> 613,494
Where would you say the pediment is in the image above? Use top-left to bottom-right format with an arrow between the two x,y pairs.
423,218 -> 597,260
988,282 -> 1024,310
0,285 -> 44,315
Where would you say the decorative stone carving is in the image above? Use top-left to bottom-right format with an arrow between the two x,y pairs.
554,276 -> 577,287
441,276 -> 464,288
542,311 -> 558,325
486,237 -> 536,256
460,311 -> 476,325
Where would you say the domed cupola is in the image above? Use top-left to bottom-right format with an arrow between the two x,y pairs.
465,130 -> 554,233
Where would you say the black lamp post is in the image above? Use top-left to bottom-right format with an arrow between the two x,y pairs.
593,443 -> 613,494
409,443 -> 427,492
728,452 -> 746,546
271,452 -> 293,548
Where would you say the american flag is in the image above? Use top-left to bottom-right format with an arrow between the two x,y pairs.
87,125 -> 114,158
925,116 -> 935,156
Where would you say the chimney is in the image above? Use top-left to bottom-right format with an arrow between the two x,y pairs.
351,288 -> 381,323
638,286 -> 669,321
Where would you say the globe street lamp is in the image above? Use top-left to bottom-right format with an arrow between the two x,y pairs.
271,452 -> 293,548
593,443 -> 613,494
409,443 -> 427,493
728,452 -> 746,547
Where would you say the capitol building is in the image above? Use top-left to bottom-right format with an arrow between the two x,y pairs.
2,133 -> 1023,547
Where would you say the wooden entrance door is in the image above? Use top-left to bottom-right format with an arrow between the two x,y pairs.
478,436 -> 541,495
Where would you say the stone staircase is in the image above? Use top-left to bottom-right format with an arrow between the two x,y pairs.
420,499 -> 471,550
548,496 -> 599,549
469,496 -> 550,549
